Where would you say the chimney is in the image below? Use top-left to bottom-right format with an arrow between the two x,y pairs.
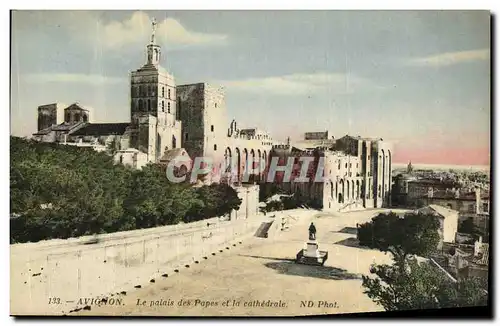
474,236 -> 483,257
475,188 -> 481,214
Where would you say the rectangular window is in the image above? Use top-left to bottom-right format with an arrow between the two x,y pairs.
185,133 -> 189,141
211,125 -> 214,132
168,89 -> 171,99
214,144 -> 217,151
483,203 -> 488,212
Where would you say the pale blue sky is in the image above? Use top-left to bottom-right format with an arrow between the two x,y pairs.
10,10 -> 490,164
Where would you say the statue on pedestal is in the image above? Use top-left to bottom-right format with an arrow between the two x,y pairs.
308,222 -> 316,241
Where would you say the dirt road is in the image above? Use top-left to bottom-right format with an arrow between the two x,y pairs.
75,209 -> 401,316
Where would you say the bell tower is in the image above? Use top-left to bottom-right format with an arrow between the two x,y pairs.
127,17 -> 182,163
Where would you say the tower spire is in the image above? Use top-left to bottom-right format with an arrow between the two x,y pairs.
146,17 -> 161,66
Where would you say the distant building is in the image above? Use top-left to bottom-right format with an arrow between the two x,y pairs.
416,204 -> 459,247
114,148 -> 148,170
37,103 -> 65,131
391,172 -> 417,206
176,82 -> 274,184
33,103 -> 95,143
407,161 -> 414,174
438,237 -> 489,286
406,178 -> 461,206
263,134 -> 393,212
158,148 -> 192,180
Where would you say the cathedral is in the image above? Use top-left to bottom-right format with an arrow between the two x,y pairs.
32,19 -> 274,179
31,19 -> 393,211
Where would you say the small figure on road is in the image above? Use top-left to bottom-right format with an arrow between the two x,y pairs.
309,222 -> 317,240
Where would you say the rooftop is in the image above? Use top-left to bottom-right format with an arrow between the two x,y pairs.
416,204 -> 458,218
70,123 -> 130,136
159,148 -> 190,163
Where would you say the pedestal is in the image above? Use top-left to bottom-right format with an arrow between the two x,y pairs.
304,241 -> 320,258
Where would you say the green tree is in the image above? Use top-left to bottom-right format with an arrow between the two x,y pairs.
187,183 -> 242,221
10,137 -> 244,243
106,137 -> 119,156
459,218 -> 474,234
357,211 -> 441,271
362,257 -> 487,310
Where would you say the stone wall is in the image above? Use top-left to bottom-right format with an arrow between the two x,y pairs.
37,103 -> 64,131
10,216 -> 265,315
11,184 -> 262,315
176,83 -> 206,160
231,185 -> 260,220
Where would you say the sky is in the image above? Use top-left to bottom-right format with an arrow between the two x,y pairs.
10,10 -> 490,165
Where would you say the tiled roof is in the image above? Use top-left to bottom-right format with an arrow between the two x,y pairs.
32,122 -> 86,135
239,128 -> 257,136
52,121 -> 86,131
408,179 -> 459,187
476,244 -> 489,266
416,204 -> 458,218
159,148 -> 190,162
70,123 -> 130,136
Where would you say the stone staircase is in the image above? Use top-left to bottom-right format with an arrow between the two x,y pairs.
338,200 -> 365,213
254,221 -> 274,238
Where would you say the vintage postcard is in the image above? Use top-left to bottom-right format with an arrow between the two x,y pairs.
10,10 -> 490,317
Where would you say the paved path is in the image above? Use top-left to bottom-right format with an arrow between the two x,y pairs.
75,209 -> 406,316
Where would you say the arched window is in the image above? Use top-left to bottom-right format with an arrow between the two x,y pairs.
168,88 -> 171,99
168,102 -> 171,113
172,135 -> 177,149
65,113 -> 70,122
138,99 -> 143,110
74,113 -> 80,121
162,87 -> 165,98
214,144 -> 217,151
162,101 -> 165,112
119,155 -> 123,164
83,114 -> 88,123
148,99 -> 151,111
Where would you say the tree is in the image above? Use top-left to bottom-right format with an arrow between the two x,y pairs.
357,211 -> 441,271
459,217 -> 474,234
10,137 -> 237,243
362,257 -> 488,310
106,137 -> 119,156
211,183 -> 242,217
188,184 -> 242,221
